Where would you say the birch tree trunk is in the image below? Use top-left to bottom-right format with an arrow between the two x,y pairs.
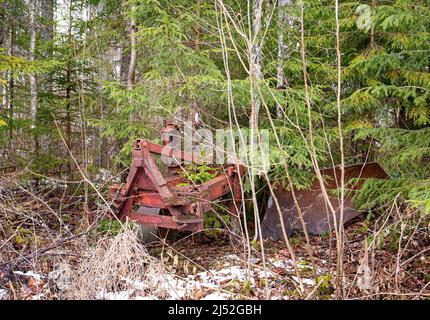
249,0 -> 262,138
29,0 -> 38,137
249,0 -> 262,240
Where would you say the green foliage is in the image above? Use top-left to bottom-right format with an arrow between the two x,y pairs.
182,163 -> 218,185
352,127 -> 430,213
96,218 -> 124,236
315,275 -> 333,298
204,211 -> 231,239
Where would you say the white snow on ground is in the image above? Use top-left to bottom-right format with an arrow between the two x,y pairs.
269,258 -> 295,271
43,254 -> 322,300
92,264 -> 254,300
292,276 -> 316,286
48,263 -> 71,290
96,290 -> 134,300
31,293 -> 50,300
131,258 -> 316,299
13,270 -> 44,281
0,289 -> 8,300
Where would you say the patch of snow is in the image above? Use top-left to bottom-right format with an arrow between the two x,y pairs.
121,278 -> 149,291
31,293 -> 49,300
200,265 -> 254,287
13,270 -> 44,282
269,258 -> 295,271
292,276 -> 315,286
225,254 -> 241,262
49,263 -> 71,290
271,295 -> 289,300
154,274 -> 201,299
249,257 -> 260,264
96,290 -> 133,300
257,269 -> 277,279
0,289 -> 8,300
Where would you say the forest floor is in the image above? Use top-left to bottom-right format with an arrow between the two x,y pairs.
0,183 -> 429,300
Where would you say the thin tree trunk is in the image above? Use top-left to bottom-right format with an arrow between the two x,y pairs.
39,0 -> 54,51
120,0 -> 131,86
370,0 -> 375,49
65,0 -> 73,175
276,0 -> 292,119
66,68 -> 72,173
39,0 -> 54,95
192,0 -> 202,129
335,0 -> 346,294
29,0 -> 38,153
121,47 -> 131,85
249,0 -> 262,241
8,22 -> 15,155
0,13 -> 4,49
127,5 -> 137,90
194,0 -> 202,51
250,0 -> 262,130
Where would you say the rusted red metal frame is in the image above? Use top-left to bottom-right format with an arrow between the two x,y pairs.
110,138 -> 244,232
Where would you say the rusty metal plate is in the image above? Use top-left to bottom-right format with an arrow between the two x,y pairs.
261,162 -> 388,240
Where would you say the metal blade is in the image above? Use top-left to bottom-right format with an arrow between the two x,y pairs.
261,162 -> 388,240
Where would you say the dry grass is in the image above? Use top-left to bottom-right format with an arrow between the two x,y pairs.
60,225 -> 165,300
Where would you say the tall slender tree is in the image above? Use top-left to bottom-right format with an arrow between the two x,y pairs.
29,0 -> 37,125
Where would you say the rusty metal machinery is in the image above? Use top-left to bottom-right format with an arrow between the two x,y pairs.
109,124 -> 244,236
261,162 -> 388,239
110,124 -> 388,240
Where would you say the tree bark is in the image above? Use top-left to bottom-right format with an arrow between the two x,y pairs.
192,0 -> 202,129
65,0 -> 73,174
29,0 -> 38,142
249,0 -> 262,241
127,5 -> 137,90
276,0 -> 293,118
0,4 -> 5,48
39,0 -> 54,51
370,0 -> 375,49
194,0 -> 202,51
121,47 -> 131,85
8,22 -> 15,154
250,0 -> 262,127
